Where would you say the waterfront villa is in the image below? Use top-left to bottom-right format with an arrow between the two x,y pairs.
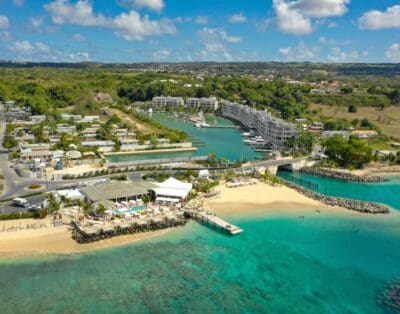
221,101 -> 298,149
186,97 -> 219,111
152,96 -> 184,107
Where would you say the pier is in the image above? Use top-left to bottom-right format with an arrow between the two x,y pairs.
202,125 -> 240,129
184,210 -> 243,235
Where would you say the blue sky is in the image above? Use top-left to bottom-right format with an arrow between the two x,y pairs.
0,0 -> 399,63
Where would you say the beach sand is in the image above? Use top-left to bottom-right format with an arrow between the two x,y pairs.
0,182 -> 368,256
205,182 -> 359,217
0,217 -> 172,257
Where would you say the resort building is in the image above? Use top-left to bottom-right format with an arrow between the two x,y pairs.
152,96 -> 184,107
322,131 -> 350,139
152,177 -> 193,203
80,181 -> 156,203
186,97 -> 219,111
351,130 -> 378,139
221,101 -> 298,149
81,140 -> 115,152
19,143 -> 52,162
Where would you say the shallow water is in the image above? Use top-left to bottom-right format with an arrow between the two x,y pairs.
277,171 -> 400,210
1,211 -> 399,313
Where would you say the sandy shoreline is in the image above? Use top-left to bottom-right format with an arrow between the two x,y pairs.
0,182 -> 383,257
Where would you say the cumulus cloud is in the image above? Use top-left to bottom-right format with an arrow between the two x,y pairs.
358,5 -> 400,30
113,11 -> 176,41
117,0 -> 164,12
279,42 -> 317,61
195,16 -> 208,25
44,0 -> 109,26
8,39 -> 90,62
197,27 -> 242,61
152,49 -> 171,60
327,47 -> 368,63
0,15 -> 9,29
72,33 -> 85,41
228,13 -> 247,24
30,17 -> 44,30
9,40 -> 50,54
385,43 -> 400,63
319,36 -> 350,45
272,0 -> 350,35
44,0 -> 176,41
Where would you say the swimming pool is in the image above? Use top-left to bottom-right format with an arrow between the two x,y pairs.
114,205 -> 147,215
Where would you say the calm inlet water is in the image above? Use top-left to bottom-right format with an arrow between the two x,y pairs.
278,171 -> 400,210
107,113 -> 261,162
1,211 -> 400,313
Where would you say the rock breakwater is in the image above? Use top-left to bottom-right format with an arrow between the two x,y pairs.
300,167 -> 388,183
71,218 -> 188,243
281,179 -> 390,214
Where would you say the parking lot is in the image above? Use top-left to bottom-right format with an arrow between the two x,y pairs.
0,195 -> 47,214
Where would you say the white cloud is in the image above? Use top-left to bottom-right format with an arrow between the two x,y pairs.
72,33 -> 85,41
31,17 -> 44,29
327,47 -> 367,63
195,16 -> 208,25
113,11 -> 176,41
67,52 -> 90,62
358,5 -> 400,30
328,22 -> 337,28
385,43 -> 400,63
0,15 -> 9,29
273,0 -> 312,35
44,0 -> 108,26
152,49 -> 171,60
279,42 -> 316,61
13,0 -> 24,7
228,13 -> 247,24
272,0 -> 350,35
8,39 -> 90,62
118,0 -> 164,12
9,40 -> 50,54
44,0 -> 176,41
197,27 -> 242,61
289,0 -> 349,18
319,36 -> 350,45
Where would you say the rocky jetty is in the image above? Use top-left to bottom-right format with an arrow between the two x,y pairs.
300,167 -> 388,183
71,218 -> 188,243
281,180 -> 390,214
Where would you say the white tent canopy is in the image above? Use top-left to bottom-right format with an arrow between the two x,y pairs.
152,177 -> 192,201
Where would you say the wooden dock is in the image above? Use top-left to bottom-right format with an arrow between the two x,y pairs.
184,210 -> 243,235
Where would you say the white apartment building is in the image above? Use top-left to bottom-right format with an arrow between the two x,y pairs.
221,101 -> 298,149
186,97 -> 219,111
152,96 -> 184,107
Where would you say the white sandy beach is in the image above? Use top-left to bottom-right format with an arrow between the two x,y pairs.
0,182 -> 369,256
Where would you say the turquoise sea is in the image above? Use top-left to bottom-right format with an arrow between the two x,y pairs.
1,209 -> 400,313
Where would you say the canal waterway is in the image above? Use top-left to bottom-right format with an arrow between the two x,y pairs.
106,113 -> 261,162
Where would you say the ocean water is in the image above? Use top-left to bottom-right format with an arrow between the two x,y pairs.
1,211 -> 400,313
107,113 -> 261,162
278,171 -> 400,210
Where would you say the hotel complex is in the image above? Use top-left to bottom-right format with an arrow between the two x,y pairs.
152,96 -> 218,111
221,101 -> 298,149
